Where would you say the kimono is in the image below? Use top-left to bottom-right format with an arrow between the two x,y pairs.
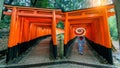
76,36 -> 86,54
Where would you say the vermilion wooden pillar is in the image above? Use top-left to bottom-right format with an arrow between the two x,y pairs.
99,18 -> 104,45
52,10 -> 57,45
52,10 -> 57,58
102,8 -> 113,64
8,7 -> 17,47
22,20 -> 29,42
64,12 -> 70,56
103,8 -> 111,48
19,17 -> 24,43
64,13 -> 68,45
69,26 -> 73,40
7,7 -> 18,62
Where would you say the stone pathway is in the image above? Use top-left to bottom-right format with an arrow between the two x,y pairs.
18,37 -> 101,65
14,37 -> 115,68
70,41 -> 100,65
18,37 -> 51,65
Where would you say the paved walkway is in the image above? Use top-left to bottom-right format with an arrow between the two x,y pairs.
70,41 -> 100,64
11,37 -> 114,68
18,37 -> 51,64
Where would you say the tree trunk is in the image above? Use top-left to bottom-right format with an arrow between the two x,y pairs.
0,0 -> 4,21
114,0 -> 120,49
30,0 -> 40,7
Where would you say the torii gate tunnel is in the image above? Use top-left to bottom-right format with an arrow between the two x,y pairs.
4,4 -> 115,64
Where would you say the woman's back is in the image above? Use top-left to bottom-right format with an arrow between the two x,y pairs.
77,36 -> 85,45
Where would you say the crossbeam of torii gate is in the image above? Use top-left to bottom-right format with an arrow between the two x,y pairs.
4,4 -> 115,64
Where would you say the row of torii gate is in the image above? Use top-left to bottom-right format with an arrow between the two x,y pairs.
4,4 -> 114,64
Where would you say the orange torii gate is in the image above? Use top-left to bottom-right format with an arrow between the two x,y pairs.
4,5 -> 62,62
4,4 -> 115,64
63,4 -> 114,64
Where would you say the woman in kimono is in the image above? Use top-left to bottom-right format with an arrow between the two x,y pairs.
77,36 -> 86,55
75,28 -> 86,55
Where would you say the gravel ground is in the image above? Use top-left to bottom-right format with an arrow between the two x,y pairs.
0,32 -> 8,51
0,36 -> 8,51
0,28 -> 9,51
112,40 -> 120,68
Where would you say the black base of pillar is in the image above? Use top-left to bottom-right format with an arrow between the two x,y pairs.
64,44 -> 68,57
49,38 -> 58,59
53,45 -> 57,59
86,38 -> 113,64
6,48 -> 12,63
64,37 -> 77,57
106,48 -> 113,64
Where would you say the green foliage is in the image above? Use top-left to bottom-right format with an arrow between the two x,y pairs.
48,0 -> 113,11
34,0 -> 49,8
48,0 -> 90,11
56,21 -> 64,29
0,15 -> 10,29
108,15 -> 118,40
48,0 -> 79,11
3,15 -> 11,24
0,22 -> 7,29
14,2 -> 25,6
